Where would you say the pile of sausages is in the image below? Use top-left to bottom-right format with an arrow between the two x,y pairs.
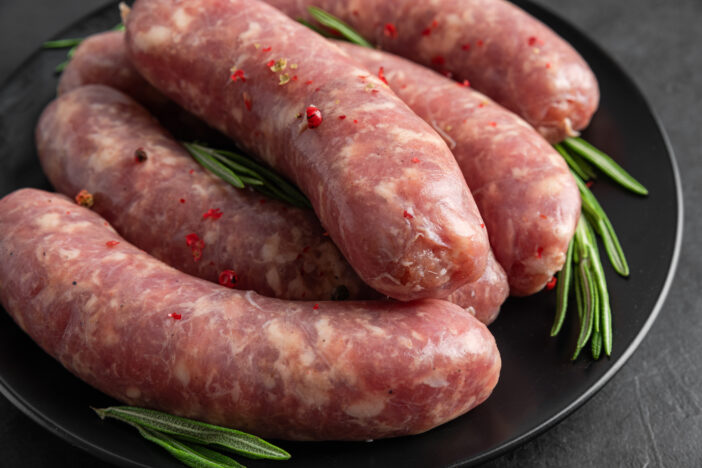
0,0 -> 597,441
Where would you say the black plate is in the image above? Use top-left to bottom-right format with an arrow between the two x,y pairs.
0,1 -> 682,467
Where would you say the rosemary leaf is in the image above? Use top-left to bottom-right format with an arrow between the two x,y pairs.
572,172 -> 630,276
554,143 -> 595,181
94,406 -> 290,460
563,137 -> 648,196
206,156 -> 265,186
54,60 -> 70,73
297,18 -> 335,38
43,37 -> 83,48
189,144 -> 263,180
571,218 -> 599,360
583,215 -> 614,356
134,424 -> 245,468
591,331 -> 603,360
572,261 -> 595,360
181,441 -> 246,468
569,150 -> 598,180
307,7 -> 373,48
551,239 -> 574,337
597,215 -> 630,277
185,143 -> 245,188
185,143 -> 311,209
571,171 -> 602,223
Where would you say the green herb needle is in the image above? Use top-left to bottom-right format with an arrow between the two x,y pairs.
94,406 -> 290,461
307,7 -> 373,48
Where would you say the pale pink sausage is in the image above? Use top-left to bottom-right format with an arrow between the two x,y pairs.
37,85 -> 373,301
58,30 -> 165,108
264,0 -> 600,143
58,30 -> 227,145
39,84 -> 507,321
125,0 -> 491,301
0,188 -> 501,440
338,43 -> 580,295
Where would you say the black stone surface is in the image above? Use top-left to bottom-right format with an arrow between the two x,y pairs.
0,1 -> 697,467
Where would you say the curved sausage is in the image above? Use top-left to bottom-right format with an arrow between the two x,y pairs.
125,0 -> 490,301
264,0 -> 600,143
58,30 -> 165,109
37,84 -> 372,301
58,30 -> 227,145
39,83 -> 508,323
0,188 -> 501,440
338,43 -> 580,295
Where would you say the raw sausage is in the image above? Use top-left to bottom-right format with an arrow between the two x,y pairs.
37,84 -> 372,301
58,31 -> 166,110
0,188 -> 501,440
125,0 -> 490,301
58,30 -> 226,145
338,43 -> 580,295
39,83 -> 508,323
264,0 -> 600,143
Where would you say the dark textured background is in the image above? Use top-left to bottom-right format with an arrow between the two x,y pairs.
0,1 -> 698,466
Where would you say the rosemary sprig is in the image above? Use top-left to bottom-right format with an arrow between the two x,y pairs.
551,137 -> 644,359
43,37 -> 83,49
43,23 -> 124,73
94,406 -> 290,465
306,6 -> 373,48
183,143 -> 311,209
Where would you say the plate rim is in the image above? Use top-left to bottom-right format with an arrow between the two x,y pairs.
0,1 -> 684,467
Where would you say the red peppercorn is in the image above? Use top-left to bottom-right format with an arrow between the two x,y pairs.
546,276 -> 557,290
378,67 -> 388,85
306,105 -> 322,129
218,269 -> 239,288
202,208 -> 223,220
384,23 -> 398,38
230,69 -> 246,82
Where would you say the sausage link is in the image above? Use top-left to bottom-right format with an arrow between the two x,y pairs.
45,77 -> 508,321
58,30 -> 228,145
36,84 -> 373,301
265,0 -> 600,143
0,188 -> 501,440
125,0 -> 490,301
338,43 -> 580,295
